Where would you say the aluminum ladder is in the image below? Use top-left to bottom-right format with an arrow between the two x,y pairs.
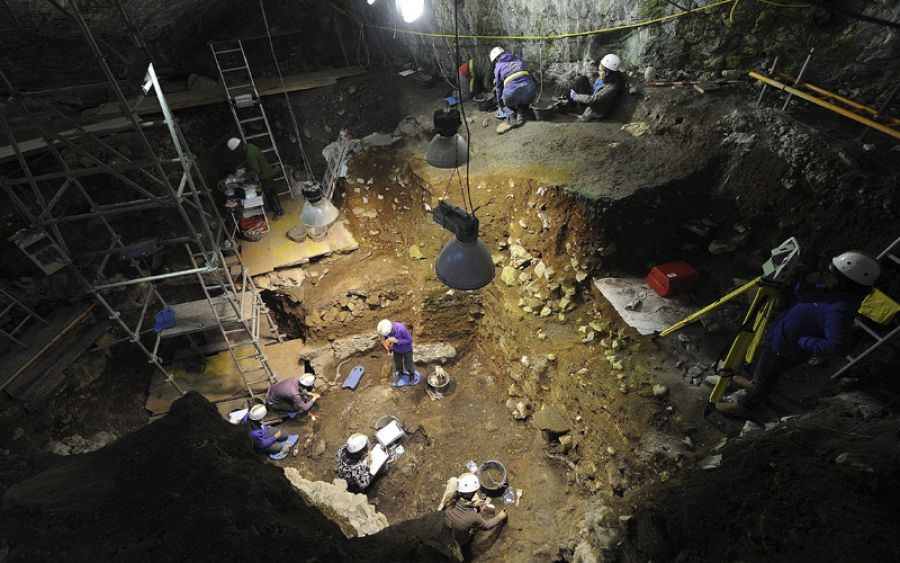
185,238 -> 284,397
210,39 -> 292,197
0,289 -> 49,348
831,235 -> 900,380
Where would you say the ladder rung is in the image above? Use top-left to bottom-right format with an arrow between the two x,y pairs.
215,48 -> 242,54
244,132 -> 269,140
222,66 -> 248,72
227,83 -> 253,91
239,116 -> 265,124
261,147 -> 276,153
242,367 -> 268,374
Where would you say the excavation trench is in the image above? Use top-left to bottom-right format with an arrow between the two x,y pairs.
257,147 -> 729,560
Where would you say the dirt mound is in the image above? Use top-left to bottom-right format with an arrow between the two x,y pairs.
0,392 -> 453,562
609,406 -> 900,563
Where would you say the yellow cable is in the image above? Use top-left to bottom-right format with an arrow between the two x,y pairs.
757,0 -> 812,8
729,0 -> 742,23
330,0 -> 736,41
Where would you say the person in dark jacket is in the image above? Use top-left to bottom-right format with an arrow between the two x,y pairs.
564,53 -> 625,121
266,374 -> 321,420
377,318 -> 418,386
242,404 -> 291,455
458,53 -> 494,100
442,473 -> 507,550
227,137 -> 284,218
716,250 -> 882,419
490,47 -> 537,130
335,433 -> 380,492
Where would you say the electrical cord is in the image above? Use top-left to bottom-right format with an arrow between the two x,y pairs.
452,0 -> 474,214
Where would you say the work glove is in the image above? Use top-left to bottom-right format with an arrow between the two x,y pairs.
569,89 -> 577,100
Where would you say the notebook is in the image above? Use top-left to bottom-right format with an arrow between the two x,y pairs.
369,444 -> 388,475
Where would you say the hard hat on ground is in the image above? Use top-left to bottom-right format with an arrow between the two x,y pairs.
600,53 -> 622,72
227,137 -> 241,151
249,404 -> 267,421
299,373 -> 316,388
832,251 -> 881,286
377,319 -> 393,337
347,433 -> 369,454
457,473 -> 480,494
489,46 -> 505,63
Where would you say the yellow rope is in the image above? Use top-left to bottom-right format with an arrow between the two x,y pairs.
729,0 -> 742,23
757,0 -> 812,8
330,0 -> 735,41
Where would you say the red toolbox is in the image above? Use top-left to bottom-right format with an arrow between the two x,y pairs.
647,261 -> 700,297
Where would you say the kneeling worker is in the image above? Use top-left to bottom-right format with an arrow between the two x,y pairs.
335,433 -> 382,492
458,52 -> 494,101
266,374 -> 321,421
491,46 -> 538,131
565,53 -> 625,121
443,473 -> 508,547
243,404 -> 292,456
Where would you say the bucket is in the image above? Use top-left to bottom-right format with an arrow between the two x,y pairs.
473,93 -> 496,112
413,72 -> 435,88
477,460 -> 508,495
427,368 -> 450,393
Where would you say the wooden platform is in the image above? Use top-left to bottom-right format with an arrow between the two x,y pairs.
144,338 -> 306,416
241,197 -> 358,276
158,292 -> 256,340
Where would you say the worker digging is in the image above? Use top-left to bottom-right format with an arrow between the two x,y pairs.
1,1 -> 899,563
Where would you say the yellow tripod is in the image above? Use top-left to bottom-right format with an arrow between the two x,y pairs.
656,238 -> 801,415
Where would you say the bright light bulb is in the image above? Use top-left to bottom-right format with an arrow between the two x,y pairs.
367,0 -> 376,5
396,0 -> 424,23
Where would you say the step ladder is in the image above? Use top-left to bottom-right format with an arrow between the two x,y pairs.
0,289 -> 49,348
831,235 -> 900,380
209,39 -> 293,198
185,238 -> 284,397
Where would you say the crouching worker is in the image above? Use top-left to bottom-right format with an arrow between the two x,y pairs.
458,52 -> 494,101
243,404 -> 293,456
377,318 -> 419,387
563,54 -> 625,122
442,473 -> 507,556
716,250 -> 881,419
266,373 -> 321,421
335,433 -> 382,492
491,46 -> 538,132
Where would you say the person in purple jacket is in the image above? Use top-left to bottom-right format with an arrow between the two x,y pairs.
377,318 -> 419,386
242,404 -> 291,455
716,250 -> 881,419
490,46 -> 537,131
266,374 -> 321,421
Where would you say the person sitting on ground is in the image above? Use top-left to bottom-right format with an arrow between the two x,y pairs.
227,137 -> 285,218
242,404 -> 291,456
490,46 -> 538,131
564,53 -> 625,122
335,433 -> 380,492
377,318 -> 418,386
266,373 -> 321,421
442,473 -> 508,549
716,250 -> 881,419
458,52 -> 494,101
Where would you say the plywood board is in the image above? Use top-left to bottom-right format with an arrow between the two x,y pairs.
144,338 -> 306,415
158,292 -> 255,339
240,196 -> 357,276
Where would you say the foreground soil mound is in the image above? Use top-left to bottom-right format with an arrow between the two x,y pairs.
612,401 -> 900,563
0,392 -> 451,562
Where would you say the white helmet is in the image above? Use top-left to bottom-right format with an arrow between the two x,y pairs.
600,53 -> 622,72
832,251 -> 881,287
347,433 -> 369,454
489,46 -> 505,63
299,373 -> 316,388
249,404 -> 267,421
377,319 -> 393,337
457,473 -> 480,494
227,137 -> 241,151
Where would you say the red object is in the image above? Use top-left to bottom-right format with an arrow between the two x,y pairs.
647,261 -> 700,297
459,62 -> 469,76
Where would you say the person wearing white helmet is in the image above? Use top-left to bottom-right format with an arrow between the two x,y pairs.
241,403 -> 292,455
377,318 -> 419,387
490,46 -> 538,132
717,250 -> 881,420
562,53 -> 625,121
335,433 -> 380,491
226,136 -> 284,218
265,374 -> 322,421
442,472 -> 508,548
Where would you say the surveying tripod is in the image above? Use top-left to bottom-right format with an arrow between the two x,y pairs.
656,238 -> 802,416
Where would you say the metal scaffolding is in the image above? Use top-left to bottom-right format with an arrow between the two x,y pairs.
0,0 -> 282,400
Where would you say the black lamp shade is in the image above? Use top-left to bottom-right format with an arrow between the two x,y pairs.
435,237 -> 495,290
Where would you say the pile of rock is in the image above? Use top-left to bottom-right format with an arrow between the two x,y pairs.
498,241 -> 586,323
312,291 -> 394,327
283,468 -> 389,538
47,431 -> 117,456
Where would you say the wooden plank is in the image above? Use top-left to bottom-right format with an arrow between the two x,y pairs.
158,292 -> 255,339
0,305 -> 92,392
0,117 -> 133,162
14,324 -> 109,410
